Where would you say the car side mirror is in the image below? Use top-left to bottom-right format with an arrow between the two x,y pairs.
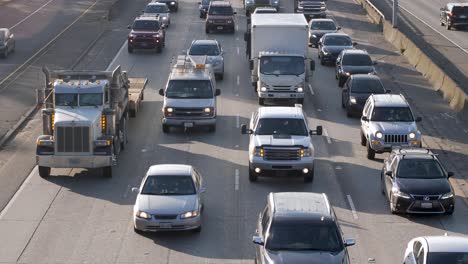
361,116 -> 369,122
386,89 -> 391,93
342,88 -> 348,93
336,26 -> 341,30
159,89 -> 164,96
344,239 -> 355,247
310,60 -> 315,71
252,236 -> 264,245
447,171 -> 454,178
310,125 -> 322,135
352,41 -> 357,46
249,60 -> 254,70
131,187 -> 140,193
127,25 -> 131,29
373,61 -> 378,65
215,89 -> 221,96
385,171 -> 393,177
199,187 -> 206,193
241,124 -> 247,134
415,117 -> 422,122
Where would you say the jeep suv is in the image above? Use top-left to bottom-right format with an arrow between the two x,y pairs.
205,1 -> 236,34
240,105 -> 322,182
127,15 -> 166,53
440,3 -> 468,30
360,94 -> 422,160
253,192 -> 355,264
381,148 -> 455,215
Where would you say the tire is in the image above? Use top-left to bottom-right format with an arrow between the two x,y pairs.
304,167 -> 314,183
447,21 -> 451,30
134,226 -> 144,234
205,27 -> 209,34
258,98 -> 265,105
38,166 -> 51,178
127,46 -> 134,53
360,130 -> 367,146
297,98 -> 304,104
129,109 -> 136,118
208,124 -> 216,133
156,45 -> 162,54
103,166 -> 112,178
440,19 -> 444,26
338,77 -> 345,87
346,106 -> 352,117
320,58 -> 325,65
193,225 -> 202,232
120,116 -> 128,150
341,96 -> 346,108
162,124 -> 170,133
366,141 -> 375,160
249,169 -> 258,182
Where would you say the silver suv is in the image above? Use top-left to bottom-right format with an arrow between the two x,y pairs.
360,94 -> 422,160
187,39 -> 224,80
143,3 -> 171,27
159,56 -> 221,133
241,105 -> 322,182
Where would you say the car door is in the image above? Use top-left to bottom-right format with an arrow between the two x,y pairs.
384,156 -> 398,199
361,101 -> 372,135
343,78 -> 351,105
336,53 -> 342,77
193,169 -> 204,207
256,205 -> 270,263
4,30 -> 11,51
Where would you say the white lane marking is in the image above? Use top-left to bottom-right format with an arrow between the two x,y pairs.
317,108 -> 322,112
308,83 -> 314,95
236,114 -> 240,128
0,167 -> 37,218
237,46 -> 240,55
346,195 -> 358,220
323,128 -> 332,144
335,166 -> 342,170
107,41 -> 127,70
235,169 -> 239,191
236,37 -> 239,41
237,75 -> 240,86
10,0 -> 56,29
235,144 -> 239,148
123,185 -> 131,198
236,24 -> 239,31
0,0 -> 100,88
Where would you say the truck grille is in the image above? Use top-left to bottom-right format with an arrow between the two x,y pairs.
174,107 -> 205,117
411,195 -> 441,201
264,147 -> 301,160
56,126 -> 90,153
384,134 -> 408,143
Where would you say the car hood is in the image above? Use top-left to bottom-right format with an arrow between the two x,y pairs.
266,249 -> 344,264
189,55 -> 223,64
342,65 -> 375,74
254,135 -> 309,147
323,45 -> 353,54
54,108 -> 101,126
369,122 -> 417,134
165,98 -> 214,108
396,178 -> 451,196
136,194 -> 197,214
260,74 -> 304,86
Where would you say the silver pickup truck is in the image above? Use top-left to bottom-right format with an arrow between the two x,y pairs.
241,105 -> 322,183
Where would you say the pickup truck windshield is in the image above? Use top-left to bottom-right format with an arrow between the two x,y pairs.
260,56 -> 305,75
80,93 -> 103,106
371,107 -> 414,122
55,94 -> 78,107
208,6 -> 233,15
256,118 -> 308,136
132,20 -> 160,31
166,80 -> 213,99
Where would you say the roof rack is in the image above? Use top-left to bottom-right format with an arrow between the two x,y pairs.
391,146 -> 436,158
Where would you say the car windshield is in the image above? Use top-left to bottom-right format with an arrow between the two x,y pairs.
266,222 -> 344,252
166,80 -> 213,99
145,5 -> 168,13
397,159 -> 446,179
370,107 -> 414,122
189,44 -> 220,56
351,79 -> 385,93
80,93 -> 102,106
311,21 -> 336,30
132,20 -> 160,30
427,252 -> 468,264
323,36 -> 352,46
256,118 -> 308,136
452,6 -> 468,15
260,56 -> 305,75
208,6 -> 233,15
342,54 -> 372,66
55,94 -> 78,107
141,175 -> 196,195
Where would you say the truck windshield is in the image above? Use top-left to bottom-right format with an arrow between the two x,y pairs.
256,118 -> 308,136
371,107 -> 414,122
80,93 -> 103,106
260,56 -> 305,75
55,94 -> 78,107
166,80 -> 213,99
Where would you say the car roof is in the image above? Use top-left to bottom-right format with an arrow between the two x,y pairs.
423,236 -> 468,253
271,192 -> 332,220
147,164 -> 193,176
342,49 -> 369,55
447,3 -> 468,8
192,39 -> 218,45
350,74 -> 381,81
310,18 -> 335,23
323,32 -> 350,37
210,1 -> 232,7
135,15 -> 160,21
258,106 -> 305,119
371,94 -> 408,107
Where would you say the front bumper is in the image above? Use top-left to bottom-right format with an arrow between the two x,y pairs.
163,117 -> 216,127
392,196 -> 455,214
249,156 -> 314,173
134,215 -> 201,232
37,154 -> 112,168
369,140 -> 421,153
258,91 -> 304,99
448,18 -> 468,26
321,52 -> 339,63
128,40 -> 161,49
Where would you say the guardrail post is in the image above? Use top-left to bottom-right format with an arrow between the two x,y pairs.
392,0 -> 398,28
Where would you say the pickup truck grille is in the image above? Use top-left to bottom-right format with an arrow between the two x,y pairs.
56,126 -> 90,153
384,134 -> 408,143
256,0 -> 271,5
264,147 -> 301,160
174,107 -> 205,117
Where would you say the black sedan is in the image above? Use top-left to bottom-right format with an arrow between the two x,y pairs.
308,18 -> 340,48
381,148 -> 455,215
317,33 -> 354,66
0,28 -> 15,58
342,74 -> 389,117
152,0 -> 178,12
335,49 -> 376,87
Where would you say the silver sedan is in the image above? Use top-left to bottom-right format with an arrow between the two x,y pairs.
132,164 -> 205,233
187,39 -> 224,80
142,3 -> 171,27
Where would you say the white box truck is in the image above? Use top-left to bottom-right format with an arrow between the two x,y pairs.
246,14 -> 315,105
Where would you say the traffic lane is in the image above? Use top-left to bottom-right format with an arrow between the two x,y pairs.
0,0 -> 56,29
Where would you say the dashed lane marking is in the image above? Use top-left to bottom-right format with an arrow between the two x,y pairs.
323,128 -> 332,144
308,83 -> 314,95
237,75 -> 240,86
235,169 -> 239,191
236,114 -> 240,128
347,195 -> 358,220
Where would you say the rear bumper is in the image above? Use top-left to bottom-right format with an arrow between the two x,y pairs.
37,155 -> 112,168
206,24 -> 235,32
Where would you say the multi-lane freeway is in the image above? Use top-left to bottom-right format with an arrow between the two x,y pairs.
0,0 -> 468,263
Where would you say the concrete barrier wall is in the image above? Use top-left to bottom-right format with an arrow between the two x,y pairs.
354,0 -> 468,117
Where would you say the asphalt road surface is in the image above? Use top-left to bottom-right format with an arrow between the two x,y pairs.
0,0 -> 467,263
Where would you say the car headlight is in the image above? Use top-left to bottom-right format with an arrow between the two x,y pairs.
136,210 -> 152,219
375,131 -> 383,139
441,192 -> 454,199
253,147 -> 264,157
298,6 -> 303,9
300,147 -> 312,157
152,34 -> 160,38
349,96 -> 357,104
170,1 -> 175,4
320,6 -> 326,10
260,87 -> 267,92
180,210 -> 199,219
392,188 -> 411,199
162,17 -> 167,20
227,20 -> 233,23
312,34 -> 317,38
345,72 -> 351,76
297,87 -> 303,93
409,132 -> 416,139
322,48 -> 329,55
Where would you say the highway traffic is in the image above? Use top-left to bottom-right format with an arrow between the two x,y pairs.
1,0 -> 468,263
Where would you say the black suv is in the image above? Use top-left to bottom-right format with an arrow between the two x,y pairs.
440,3 -> 468,30
336,49 -> 376,87
127,15 -> 166,53
253,192 -> 355,264
381,148 -> 455,215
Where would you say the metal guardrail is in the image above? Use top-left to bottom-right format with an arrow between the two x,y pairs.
364,0 -> 385,20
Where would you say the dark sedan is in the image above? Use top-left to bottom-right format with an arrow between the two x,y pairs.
381,148 -> 455,215
308,18 -> 340,47
0,28 -> 15,58
342,74 -> 389,117
317,33 -> 354,66
335,49 -> 376,87
152,0 -> 178,12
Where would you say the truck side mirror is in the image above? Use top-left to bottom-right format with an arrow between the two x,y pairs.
447,171 -> 454,178
310,60 -> 315,71
249,60 -> 254,70
215,89 -> 221,96
336,26 -> 341,30
310,126 -> 322,135
241,124 -> 252,134
353,41 -> 357,46
159,89 -> 164,96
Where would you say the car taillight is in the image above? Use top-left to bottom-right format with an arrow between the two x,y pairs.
449,12 -> 454,17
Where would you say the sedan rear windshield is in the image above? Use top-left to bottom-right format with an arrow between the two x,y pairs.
266,222 -> 344,252
452,6 -> 468,15
311,21 -> 336,30
370,107 -> 414,122
342,54 -> 372,66
141,175 -> 196,195
208,6 -> 233,15
189,44 -> 220,56
132,20 -> 160,30
397,159 -> 446,179
351,79 -> 385,93
145,5 -> 169,13
256,118 -> 308,136
427,252 -> 468,264
166,80 -> 213,99
323,36 -> 352,46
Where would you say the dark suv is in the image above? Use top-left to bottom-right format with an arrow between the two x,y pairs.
127,15 -> 166,53
205,1 -> 236,34
336,49 -> 376,87
440,3 -> 468,30
381,148 -> 455,215
253,192 -> 355,264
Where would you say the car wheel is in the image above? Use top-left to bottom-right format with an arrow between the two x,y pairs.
380,172 -> 385,195
258,98 -> 265,105
249,169 -> 258,182
134,226 -> 144,234
216,73 -> 224,80
346,106 -> 352,117
193,226 -> 202,232
162,124 -> 170,133
338,77 -> 345,87
304,167 -> 314,183
208,124 -> 216,133
103,166 -> 112,178
367,141 -> 375,160
156,45 -> 162,53
360,130 -> 367,146
447,22 -> 451,30
320,58 -> 325,65
38,166 -> 51,178
440,19 -> 444,26
205,27 -> 210,34
341,96 -> 346,108
127,46 -> 134,53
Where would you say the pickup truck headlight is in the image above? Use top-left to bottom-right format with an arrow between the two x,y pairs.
202,107 -> 214,116
180,210 -> 199,219
349,96 -> 357,104
296,87 -> 304,93
409,132 -> 416,139
300,147 -> 312,157
375,131 -> 383,139
253,147 -> 264,157
164,107 -> 174,117
136,210 -> 152,219
441,192 -> 454,199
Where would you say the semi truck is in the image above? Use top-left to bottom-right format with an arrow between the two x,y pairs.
36,66 -> 147,178
246,14 -> 315,105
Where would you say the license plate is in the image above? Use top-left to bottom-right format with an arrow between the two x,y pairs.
275,93 -> 290,98
217,26 -> 223,30
184,122 -> 194,128
421,202 -> 432,209
160,223 -> 172,228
